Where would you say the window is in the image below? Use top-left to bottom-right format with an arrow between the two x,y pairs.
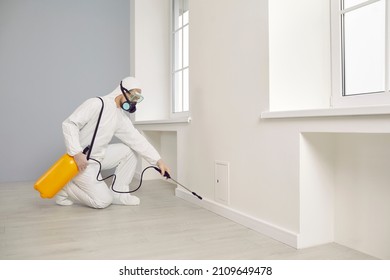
172,0 -> 189,115
331,0 -> 390,107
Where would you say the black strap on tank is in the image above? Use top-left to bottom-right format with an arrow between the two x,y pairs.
85,97 -> 104,160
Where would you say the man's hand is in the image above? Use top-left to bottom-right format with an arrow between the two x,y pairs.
157,159 -> 171,178
74,152 -> 88,172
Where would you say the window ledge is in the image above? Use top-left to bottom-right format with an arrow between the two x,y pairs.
134,116 -> 191,125
261,106 -> 390,119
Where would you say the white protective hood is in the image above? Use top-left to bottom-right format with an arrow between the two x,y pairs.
106,76 -> 142,100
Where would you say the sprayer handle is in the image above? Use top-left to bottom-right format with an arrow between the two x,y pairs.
82,146 -> 90,155
153,167 -> 171,179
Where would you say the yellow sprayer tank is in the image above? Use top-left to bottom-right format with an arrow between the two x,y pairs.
34,96 -> 102,199
34,154 -> 79,199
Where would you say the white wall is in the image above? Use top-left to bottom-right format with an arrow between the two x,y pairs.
268,0 -> 331,111
298,132 -> 390,259
135,0 -> 390,259
184,0 -> 299,231
335,134 -> 390,259
0,0 -> 130,182
132,0 -> 171,121
299,133 -> 336,248
140,130 -> 177,181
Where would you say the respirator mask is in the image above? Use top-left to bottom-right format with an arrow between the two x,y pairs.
120,81 -> 144,113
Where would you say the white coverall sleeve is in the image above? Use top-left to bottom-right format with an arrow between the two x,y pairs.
115,115 -> 161,165
62,98 -> 100,156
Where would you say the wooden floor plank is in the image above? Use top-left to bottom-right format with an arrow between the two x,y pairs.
0,180 -> 376,260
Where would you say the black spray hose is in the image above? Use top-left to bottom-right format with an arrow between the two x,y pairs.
89,157 -> 203,200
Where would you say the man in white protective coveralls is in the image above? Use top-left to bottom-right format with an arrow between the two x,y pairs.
56,77 -> 170,208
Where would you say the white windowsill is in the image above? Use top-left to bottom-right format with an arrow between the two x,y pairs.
134,116 -> 191,125
261,105 -> 390,119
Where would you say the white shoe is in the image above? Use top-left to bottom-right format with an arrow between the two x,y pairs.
55,189 -> 73,206
112,193 -> 140,206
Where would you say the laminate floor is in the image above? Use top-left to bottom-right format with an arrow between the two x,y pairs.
0,180 -> 376,260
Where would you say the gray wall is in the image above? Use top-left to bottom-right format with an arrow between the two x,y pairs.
0,0 -> 130,182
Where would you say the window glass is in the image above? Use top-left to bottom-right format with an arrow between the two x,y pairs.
174,71 -> 183,112
172,0 -> 189,114
343,0 -> 385,95
174,30 -> 183,70
183,25 -> 189,68
183,68 -> 189,111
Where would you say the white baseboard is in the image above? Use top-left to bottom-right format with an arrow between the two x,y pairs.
175,188 -> 298,248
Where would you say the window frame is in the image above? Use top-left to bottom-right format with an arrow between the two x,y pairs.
171,0 -> 190,118
331,0 -> 390,107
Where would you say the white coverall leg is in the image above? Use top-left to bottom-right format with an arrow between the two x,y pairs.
100,143 -> 140,206
60,162 -> 113,209
58,143 -> 139,208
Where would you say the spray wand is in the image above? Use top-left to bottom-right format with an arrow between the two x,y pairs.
152,167 -> 203,200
